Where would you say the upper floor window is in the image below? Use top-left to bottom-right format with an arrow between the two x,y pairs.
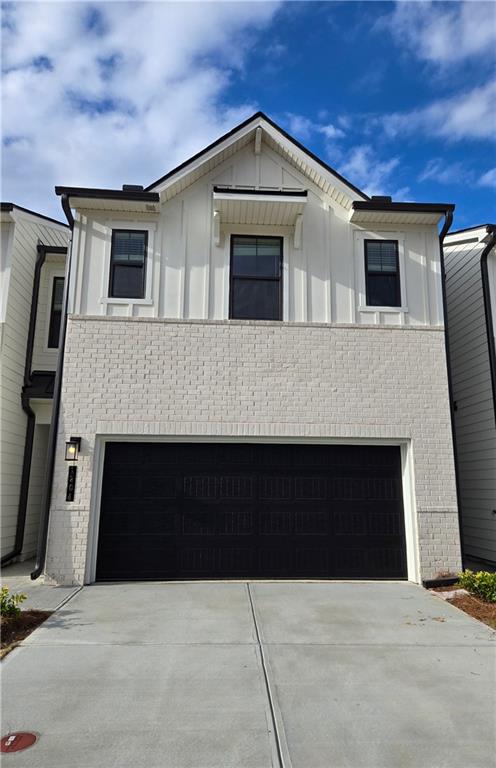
364,239 -> 401,307
47,276 -> 64,348
230,236 -> 283,320
109,230 -> 147,299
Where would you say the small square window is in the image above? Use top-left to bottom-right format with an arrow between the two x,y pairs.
47,276 -> 64,348
230,236 -> 282,320
109,230 -> 147,299
364,240 -> 401,307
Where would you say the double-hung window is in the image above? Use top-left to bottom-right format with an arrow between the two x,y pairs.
47,277 -> 64,348
109,230 -> 147,299
364,239 -> 401,307
230,236 -> 283,320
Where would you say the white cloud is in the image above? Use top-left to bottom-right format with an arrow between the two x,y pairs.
418,159 -> 472,185
337,145 -> 399,197
1,1 -> 281,217
478,168 -> 496,188
382,1 -> 496,66
380,80 -> 496,142
285,113 -> 345,142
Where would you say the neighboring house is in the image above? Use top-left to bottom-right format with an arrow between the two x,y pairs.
1,203 -> 70,565
444,225 -> 496,568
38,112 -> 461,586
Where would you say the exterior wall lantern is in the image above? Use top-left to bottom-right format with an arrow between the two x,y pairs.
65,437 -> 81,462
65,437 -> 81,502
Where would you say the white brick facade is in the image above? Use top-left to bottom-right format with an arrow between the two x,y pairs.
45,315 -> 461,585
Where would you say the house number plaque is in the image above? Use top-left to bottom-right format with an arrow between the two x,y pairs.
66,465 -> 77,502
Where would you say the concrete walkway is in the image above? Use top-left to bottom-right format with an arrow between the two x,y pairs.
2,582 -> 495,768
1,559 -> 80,611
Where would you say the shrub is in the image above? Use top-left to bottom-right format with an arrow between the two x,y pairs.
457,570 -> 496,603
0,587 -> 27,617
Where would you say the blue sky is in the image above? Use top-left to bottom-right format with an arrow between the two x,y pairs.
2,1 -> 495,228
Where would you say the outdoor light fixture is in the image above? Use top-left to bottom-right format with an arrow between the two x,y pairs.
65,437 -> 81,461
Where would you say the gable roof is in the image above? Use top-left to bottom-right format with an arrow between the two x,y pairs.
1,202 -> 68,229
145,111 -> 370,207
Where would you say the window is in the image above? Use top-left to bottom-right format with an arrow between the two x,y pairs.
109,230 -> 147,299
364,239 -> 401,307
47,277 -> 64,348
230,236 -> 283,320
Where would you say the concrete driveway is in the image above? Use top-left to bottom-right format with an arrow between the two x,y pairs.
2,582 -> 495,768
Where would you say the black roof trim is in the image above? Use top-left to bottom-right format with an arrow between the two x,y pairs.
448,223 -> 495,235
1,202 -> 69,228
145,111 -> 369,200
213,186 -> 308,197
54,186 -> 160,203
353,201 -> 455,213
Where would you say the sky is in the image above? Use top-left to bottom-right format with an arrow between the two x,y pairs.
1,0 -> 495,228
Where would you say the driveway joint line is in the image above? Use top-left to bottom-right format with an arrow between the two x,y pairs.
53,585 -> 84,612
247,583 -> 287,768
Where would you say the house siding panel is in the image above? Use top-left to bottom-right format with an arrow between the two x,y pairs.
0,211 -> 68,559
444,235 -> 496,564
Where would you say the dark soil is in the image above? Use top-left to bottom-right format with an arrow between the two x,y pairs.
1,610 -> 52,658
448,595 -> 496,630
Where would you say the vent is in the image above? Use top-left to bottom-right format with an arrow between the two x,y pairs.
122,184 -> 144,191
370,195 -> 392,202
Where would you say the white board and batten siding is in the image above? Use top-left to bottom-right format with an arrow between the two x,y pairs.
444,229 -> 496,565
0,208 -> 69,559
70,141 -> 445,328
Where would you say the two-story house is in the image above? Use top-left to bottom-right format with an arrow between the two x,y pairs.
36,112 -> 462,585
1,203 -> 69,565
444,224 -> 496,568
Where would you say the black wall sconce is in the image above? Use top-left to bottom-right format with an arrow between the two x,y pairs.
65,436 -> 81,462
65,437 -> 81,501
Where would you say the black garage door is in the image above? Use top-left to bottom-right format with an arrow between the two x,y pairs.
96,442 -> 407,580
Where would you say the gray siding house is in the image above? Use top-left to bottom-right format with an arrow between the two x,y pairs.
444,225 -> 496,567
1,203 -> 69,566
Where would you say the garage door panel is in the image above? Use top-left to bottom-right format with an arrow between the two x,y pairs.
96,442 -> 407,580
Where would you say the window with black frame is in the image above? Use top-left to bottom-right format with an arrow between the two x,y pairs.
109,230 -> 147,299
47,276 -> 64,348
230,236 -> 283,320
364,239 -> 401,307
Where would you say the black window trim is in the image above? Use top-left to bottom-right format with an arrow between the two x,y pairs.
364,238 -> 401,308
229,234 -> 284,321
47,275 -> 65,349
109,228 -> 148,300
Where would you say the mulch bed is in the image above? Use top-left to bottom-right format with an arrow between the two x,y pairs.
447,595 -> 496,630
1,611 -> 52,659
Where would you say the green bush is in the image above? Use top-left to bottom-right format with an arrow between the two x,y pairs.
457,570 -> 496,603
0,586 -> 27,617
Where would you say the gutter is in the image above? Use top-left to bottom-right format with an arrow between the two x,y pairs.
2,244 -> 67,566
480,225 -> 496,420
438,208 -> 465,571
31,204 -> 74,580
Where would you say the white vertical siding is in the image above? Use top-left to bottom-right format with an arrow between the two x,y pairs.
444,235 -> 496,564
1,210 -> 68,558
71,142 -> 444,328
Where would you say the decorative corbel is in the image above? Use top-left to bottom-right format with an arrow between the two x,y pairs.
294,214 -> 303,249
213,210 -> 220,246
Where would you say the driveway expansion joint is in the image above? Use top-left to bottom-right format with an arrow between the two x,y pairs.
247,583 -> 288,768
